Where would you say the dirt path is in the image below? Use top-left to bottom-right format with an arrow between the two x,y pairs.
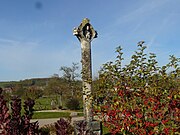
31,116 -> 84,127
31,110 -> 84,127
35,109 -> 82,113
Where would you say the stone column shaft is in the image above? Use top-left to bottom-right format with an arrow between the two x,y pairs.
73,18 -> 97,127
81,40 -> 92,123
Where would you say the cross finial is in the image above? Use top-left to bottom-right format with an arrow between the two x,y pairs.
73,18 -> 97,42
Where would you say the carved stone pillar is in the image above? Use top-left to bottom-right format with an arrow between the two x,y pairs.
73,18 -> 97,125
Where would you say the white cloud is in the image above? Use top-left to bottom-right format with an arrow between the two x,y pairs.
0,38 -> 39,70
115,0 -> 170,25
0,38 -> 81,81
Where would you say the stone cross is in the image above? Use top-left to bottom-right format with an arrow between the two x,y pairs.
73,18 -> 97,126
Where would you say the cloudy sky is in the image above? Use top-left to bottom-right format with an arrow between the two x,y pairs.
0,0 -> 179,81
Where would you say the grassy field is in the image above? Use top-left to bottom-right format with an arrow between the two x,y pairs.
32,112 -> 70,119
34,97 -> 53,110
32,111 -> 84,119
33,96 -> 72,111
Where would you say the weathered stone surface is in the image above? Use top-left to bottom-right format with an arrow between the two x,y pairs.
73,120 -> 102,135
73,18 -> 97,125
73,18 -> 102,134
70,112 -> 78,117
91,120 -> 102,131
73,18 -> 97,42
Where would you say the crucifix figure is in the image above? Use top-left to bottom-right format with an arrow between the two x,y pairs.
73,18 -> 97,128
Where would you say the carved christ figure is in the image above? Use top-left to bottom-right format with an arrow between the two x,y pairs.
84,24 -> 91,41
73,18 -> 97,42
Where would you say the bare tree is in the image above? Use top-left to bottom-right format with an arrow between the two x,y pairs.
60,62 -> 80,97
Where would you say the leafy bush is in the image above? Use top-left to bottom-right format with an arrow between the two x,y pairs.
55,118 -> 92,135
55,118 -> 74,135
66,98 -> 80,110
74,120 -> 91,135
0,88 -> 39,134
40,124 -> 56,135
39,127 -> 50,135
94,42 -> 180,134
39,124 -> 56,135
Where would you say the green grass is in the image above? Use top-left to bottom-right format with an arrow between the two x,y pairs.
32,112 -> 71,119
32,112 -> 84,119
77,112 -> 84,116
34,97 -> 53,110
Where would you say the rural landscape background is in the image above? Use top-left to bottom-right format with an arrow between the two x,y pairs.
0,0 -> 179,135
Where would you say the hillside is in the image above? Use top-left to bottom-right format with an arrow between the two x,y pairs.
0,78 -> 50,88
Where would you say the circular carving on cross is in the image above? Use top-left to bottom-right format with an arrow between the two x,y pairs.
73,18 -> 97,42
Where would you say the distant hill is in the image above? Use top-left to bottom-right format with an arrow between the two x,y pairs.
0,78 -> 50,88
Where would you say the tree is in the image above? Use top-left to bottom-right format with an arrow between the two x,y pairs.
24,86 -> 43,100
12,83 -> 26,97
44,77 -> 68,108
94,42 -> 180,134
60,62 -> 81,97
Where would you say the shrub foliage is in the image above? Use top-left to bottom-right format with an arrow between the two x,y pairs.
0,88 -> 39,135
55,118 -> 74,135
94,42 -> 180,134
66,98 -> 80,110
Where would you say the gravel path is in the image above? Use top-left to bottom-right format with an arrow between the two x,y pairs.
31,110 -> 84,127
35,109 -> 82,113
31,116 -> 84,127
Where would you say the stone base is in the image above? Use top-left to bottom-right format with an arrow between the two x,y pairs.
73,120 -> 102,135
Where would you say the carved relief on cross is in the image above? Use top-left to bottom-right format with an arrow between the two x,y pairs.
73,18 -> 97,42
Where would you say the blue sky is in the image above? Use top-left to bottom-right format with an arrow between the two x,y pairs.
0,0 -> 179,81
